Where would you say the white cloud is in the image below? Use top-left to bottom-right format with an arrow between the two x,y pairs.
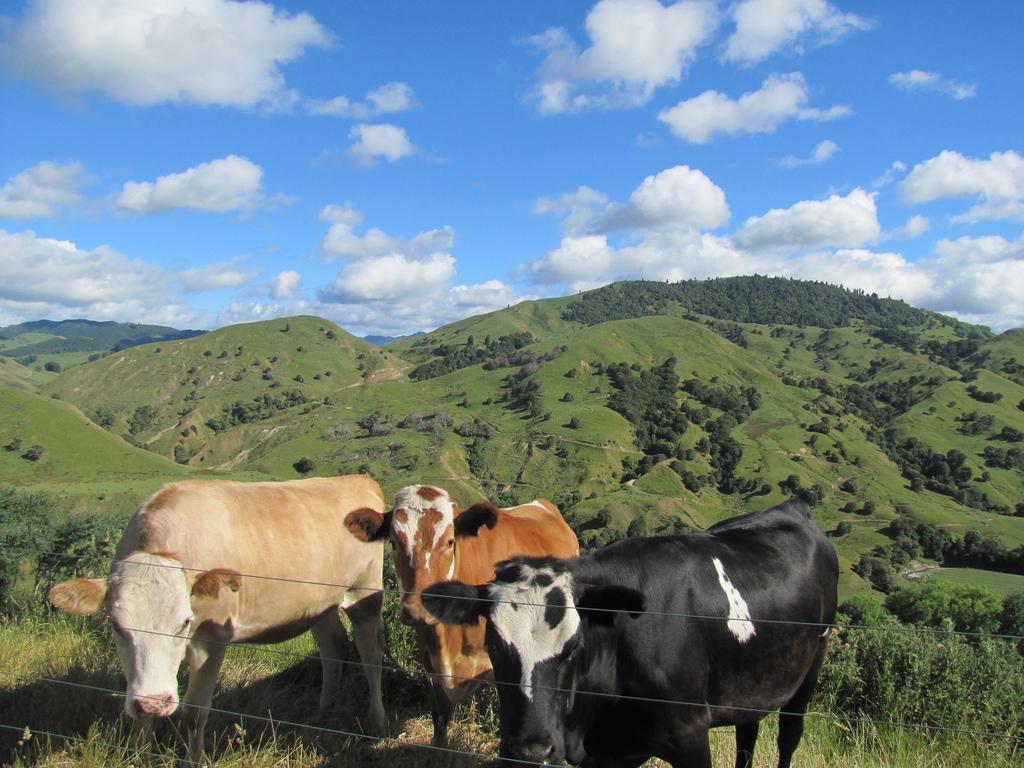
900,149 -> 1024,223
178,258 -> 262,292
658,73 -> 850,143
320,253 -> 456,302
889,70 -> 976,101
0,0 -> 330,109
723,0 -> 872,65
927,236 -> 1024,325
319,204 -> 454,261
270,270 -> 302,299
532,186 -> 610,236
345,124 -> 416,167
0,160 -> 88,220
787,248 -> 936,305
306,81 -> 416,118
450,279 -> 522,311
0,227 -> 200,325
597,165 -> 730,231
735,188 -> 879,250
528,235 -> 617,288
118,155 -> 265,213
899,214 -> 930,238
780,139 -> 839,168
872,160 -> 907,189
528,0 -> 719,114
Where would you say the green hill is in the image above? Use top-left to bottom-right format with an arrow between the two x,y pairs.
0,388 -> 193,514
42,316 -> 407,466
13,279 -> 1024,598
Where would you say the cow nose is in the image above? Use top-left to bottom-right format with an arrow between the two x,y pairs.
132,692 -> 176,718
508,739 -> 559,765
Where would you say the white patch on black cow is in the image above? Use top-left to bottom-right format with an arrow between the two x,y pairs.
489,565 -> 580,700
712,557 -> 756,643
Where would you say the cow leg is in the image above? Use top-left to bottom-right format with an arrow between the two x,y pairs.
735,721 -> 759,768
344,592 -> 387,735
777,639 -> 828,768
311,609 -> 348,717
181,640 -> 227,767
427,679 -> 456,747
665,724 -> 712,768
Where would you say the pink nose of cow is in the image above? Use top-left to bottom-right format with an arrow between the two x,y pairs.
132,692 -> 176,718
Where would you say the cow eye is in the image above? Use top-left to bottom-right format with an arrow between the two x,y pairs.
446,538 -> 455,548
182,616 -> 194,629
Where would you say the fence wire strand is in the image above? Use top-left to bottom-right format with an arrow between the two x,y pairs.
27,547 -> 1024,643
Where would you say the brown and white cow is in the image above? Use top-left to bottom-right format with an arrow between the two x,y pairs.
345,484 -> 578,746
49,475 -> 387,765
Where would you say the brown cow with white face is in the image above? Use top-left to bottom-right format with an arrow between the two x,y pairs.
345,484 -> 578,746
49,475 -> 387,765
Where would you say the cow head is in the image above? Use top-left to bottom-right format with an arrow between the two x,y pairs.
346,485 -> 496,626
422,556 -> 644,766
48,552 -> 241,720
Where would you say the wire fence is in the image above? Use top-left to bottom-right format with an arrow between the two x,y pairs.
4,544 -> 1023,765
25,546 -> 1024,643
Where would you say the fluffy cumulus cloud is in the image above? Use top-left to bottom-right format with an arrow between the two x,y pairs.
0,160 -> 88,220
531,186 -> 610,236
118,156 -> 266,214
528,0 -> 719,113
786,248 -> 936,306
658,73 -> 850,143
889,70 -> 976,101
306,81 -> 415,118
270,270 -> 302,300
900,149 -> 1024,223
925,236 -> 1024,327
0,228 -> 200,325
345,124 -> 416,167
735,188 -> 880,250
313,205 -> 525,334
0,0 -> 329,109
177,258 -> 262,292
780,139 -> 839,168
723,0 -> 872,65
319,204 -> 454,261
597,165 -> 730,231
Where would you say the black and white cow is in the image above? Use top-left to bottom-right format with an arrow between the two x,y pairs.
423,500 -> 838,768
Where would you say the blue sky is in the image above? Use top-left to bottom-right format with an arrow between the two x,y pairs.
1,0 -> 1022,335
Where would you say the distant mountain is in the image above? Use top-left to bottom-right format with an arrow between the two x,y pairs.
363,331 -> 425,346
0,318 -> 206,357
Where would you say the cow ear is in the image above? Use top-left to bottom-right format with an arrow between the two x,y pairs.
422,581 -> 490,625
49,578 -> 107,615
191,568 -> 242,600
454,503 -> 499,537
345,508 -> 392,542
577,585 -> 645,627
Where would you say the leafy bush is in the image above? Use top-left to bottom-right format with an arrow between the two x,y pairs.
0,488 -> 57,612
820,601 -> 1024,746
128,404 -> 158,434
293,457 -> 316,474
884,580 -> 1002,635
43,361 -> 62,373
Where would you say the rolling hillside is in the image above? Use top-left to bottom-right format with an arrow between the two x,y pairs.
4,278 -> 1023,597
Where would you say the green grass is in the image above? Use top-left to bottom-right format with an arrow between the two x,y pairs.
925,567 -> 1024,597
1,612 -> 1016,768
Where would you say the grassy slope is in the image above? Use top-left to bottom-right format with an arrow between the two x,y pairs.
0,358 -> 34,392
0,389 -> 193,514
42,316 -> 407,464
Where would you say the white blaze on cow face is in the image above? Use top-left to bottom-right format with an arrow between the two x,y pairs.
712,557 -> 756,643
106,553 -> 195,717
489,565 -> 580,701
390,485 -> 458,622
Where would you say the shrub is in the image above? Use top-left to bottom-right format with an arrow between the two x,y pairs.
293,457 -> 316,474
128,405 -> 158,434
43,361 -> 61,373
22,444 -> 44,461
92,407 -> 116,428
0,488 -> 57,612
